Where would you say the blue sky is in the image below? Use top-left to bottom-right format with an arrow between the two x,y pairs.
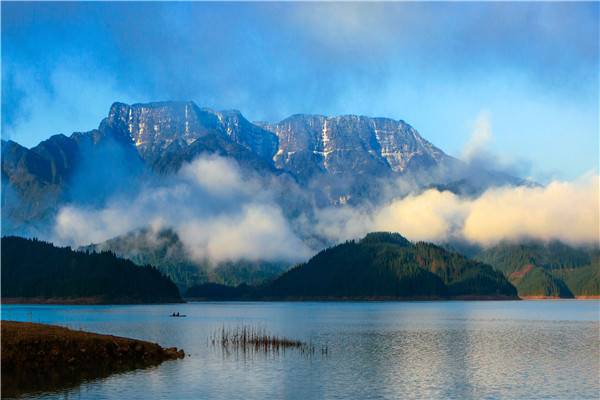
2,2 -> 598,182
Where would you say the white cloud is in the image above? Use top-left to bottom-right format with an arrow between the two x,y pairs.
178,205 -> 311,263
462,111 -> 493,162
54,154 -> 312,263
54,151 -> 599,267
462,174 -> 599,246
180,155 -> 249,197
364,172 -> 599,247
373,189 -> 470,243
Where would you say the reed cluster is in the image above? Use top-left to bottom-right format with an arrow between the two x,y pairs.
211,325 -> 328,356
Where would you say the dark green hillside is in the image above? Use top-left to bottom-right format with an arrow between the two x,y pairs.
477,241 -> 599,298
477,241 -> 591,274
80,229 -> 208,292
551,261 -> 600,297
411,242 -> 516,296
81,228 -> 289,292
264,232 -> 517,299
2,236 -> 181,303
185,283 -> 255,300
214,260 -> 289,287
512,266 -> 574,298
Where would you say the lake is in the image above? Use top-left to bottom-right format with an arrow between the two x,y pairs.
2,301 -> 599,400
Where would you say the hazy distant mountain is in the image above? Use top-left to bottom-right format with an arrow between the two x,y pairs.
2,100 -> 523,236
476,241 -> 600,298
80,228 -> 290,293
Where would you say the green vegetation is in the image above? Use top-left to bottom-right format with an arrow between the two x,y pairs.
192,232 -> 516,300
512,266 -> 574,298
211,325 -> 322,356
80,229 -> 209,292
82,228 -> 289,293
185,283 -> 254,300
476,241 -> 591,274
552,262 -> 600,297
477,241 -> 600,298
214,260 -> 288,287
2,236 -> 182,303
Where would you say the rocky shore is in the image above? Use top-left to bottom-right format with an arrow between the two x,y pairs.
1,321 -> 184,397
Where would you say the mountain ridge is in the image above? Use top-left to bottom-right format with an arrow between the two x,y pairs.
476,241 -> 600,298
2,100 -> 524,241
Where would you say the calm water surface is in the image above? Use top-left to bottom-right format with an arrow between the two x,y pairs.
2,301 -> 599,400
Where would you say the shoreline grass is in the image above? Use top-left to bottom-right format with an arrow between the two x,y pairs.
210,325 -> 328,356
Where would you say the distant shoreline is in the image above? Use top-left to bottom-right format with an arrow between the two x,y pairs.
185,295 -> 521,302
520,295 -> 600,300
1,297 -> 184,305
4,296 -> 600,305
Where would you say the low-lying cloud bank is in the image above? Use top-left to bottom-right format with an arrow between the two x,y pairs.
316,173 -> 599,247
54,153 -> 599,267
54,155 -> 313,264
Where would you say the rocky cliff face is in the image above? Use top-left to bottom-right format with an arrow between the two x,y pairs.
261,114 -> 449,182
98,101 -> 450,181
101,102 -> 278,164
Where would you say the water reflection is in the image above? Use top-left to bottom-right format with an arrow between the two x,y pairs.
4,301 -> 599,400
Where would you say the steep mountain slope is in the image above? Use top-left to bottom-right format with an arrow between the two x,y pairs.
553,262 -> 600,297
261,114 -> 450,182
2,140 -> 64,233
2,119 -> 145,235
262,232 -> 517,299
476,241 -> 600,298
151,133 -> 276,175
103,102 -> 279,164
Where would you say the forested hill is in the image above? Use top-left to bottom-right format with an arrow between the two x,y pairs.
476,241 -> 600,298
264,232 -> 517,299
1,236 -> 182,304
186,232 -> 518,300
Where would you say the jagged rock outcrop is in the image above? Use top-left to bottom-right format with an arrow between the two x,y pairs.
101,102 -> 278,164
261,114 -> 449,182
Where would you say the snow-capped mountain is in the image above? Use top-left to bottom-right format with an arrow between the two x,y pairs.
1,100 -> 515,236
261,114 -> 449,182
101,101 -> 450,180
104,102 -> 279,164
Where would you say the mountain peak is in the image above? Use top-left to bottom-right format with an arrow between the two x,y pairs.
100,102 -> 449,176
100,101 -> 279,163
264,111 -> 449,177
360,232 -> 412,247
102,101 -> 222,161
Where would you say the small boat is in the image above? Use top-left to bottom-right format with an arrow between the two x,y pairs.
170,312 -> 187,318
